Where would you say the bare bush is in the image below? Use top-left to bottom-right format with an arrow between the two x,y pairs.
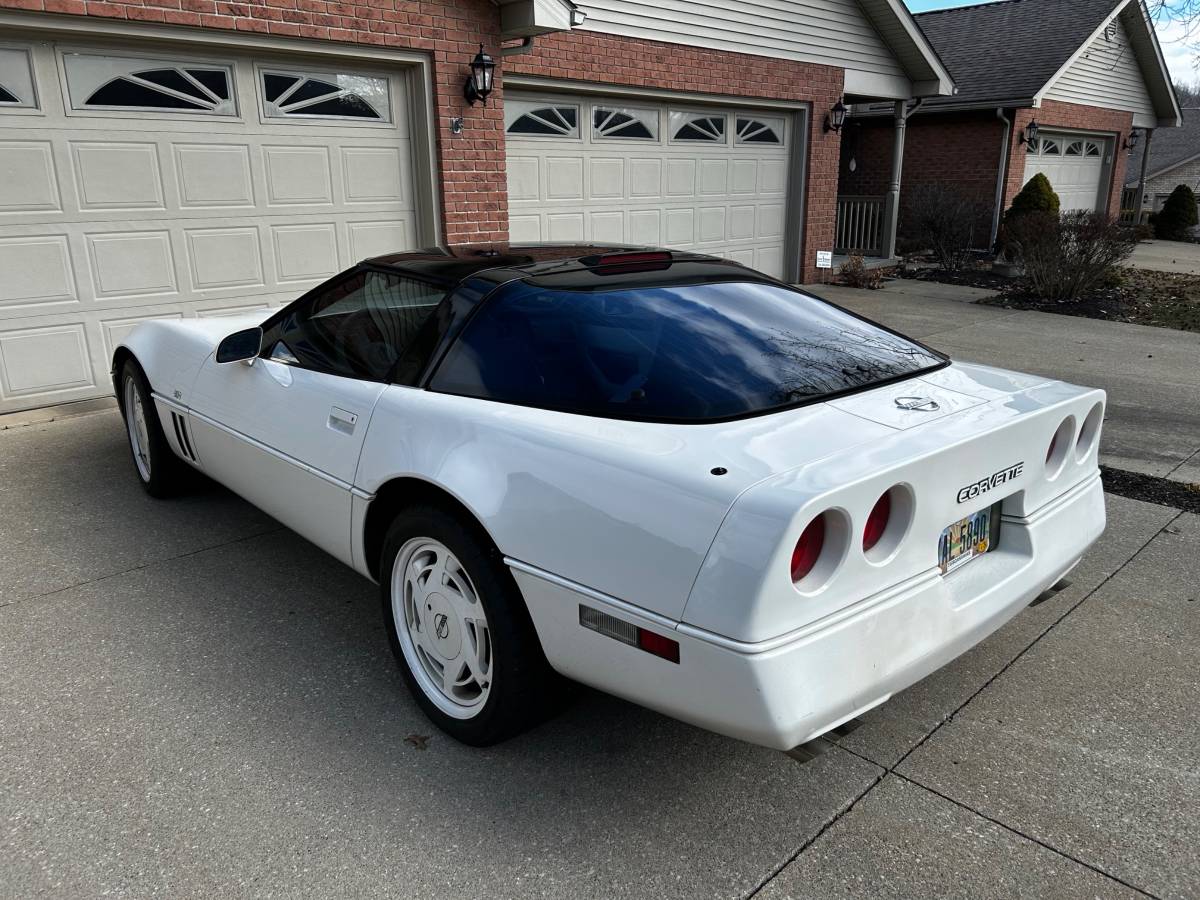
839,253 -> 883,289
1005,211 -> 1138,302
904,185 -> 977,271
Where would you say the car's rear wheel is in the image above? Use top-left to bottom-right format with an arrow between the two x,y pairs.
119,359 -> 188,498
380,505 -> 562,745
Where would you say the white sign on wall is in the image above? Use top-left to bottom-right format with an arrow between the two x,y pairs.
816,251 -> 833,269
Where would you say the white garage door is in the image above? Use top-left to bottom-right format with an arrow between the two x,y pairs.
1022,133 -> 1109,212
504,91 -> 797,279
0,39 -> 421,413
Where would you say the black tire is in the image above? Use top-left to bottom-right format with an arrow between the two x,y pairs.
380,504 -> 563,745
117,358 -> 190,498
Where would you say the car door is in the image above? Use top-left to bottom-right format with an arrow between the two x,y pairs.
187,268 -> 447,566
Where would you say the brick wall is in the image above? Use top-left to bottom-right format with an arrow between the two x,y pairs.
506,30 -> 846,283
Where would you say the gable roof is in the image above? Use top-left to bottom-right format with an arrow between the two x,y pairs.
914,0 -> 1117,108
1126,108 -> 1200,184
904,0 -> 1179,124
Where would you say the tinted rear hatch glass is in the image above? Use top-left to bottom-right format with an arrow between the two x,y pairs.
430,278 -> 945,422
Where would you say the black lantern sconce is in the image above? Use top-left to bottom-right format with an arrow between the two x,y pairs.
1018,119 -> 1040,151
823,99 -> 847,134
1123,130 -> 1140,151
464,44 -> 496,106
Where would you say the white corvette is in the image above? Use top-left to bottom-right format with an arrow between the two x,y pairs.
114,245 -> 1106,749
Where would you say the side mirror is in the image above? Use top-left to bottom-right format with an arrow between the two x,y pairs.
216,327 -> 263,365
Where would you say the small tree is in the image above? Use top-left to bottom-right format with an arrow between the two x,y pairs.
1008,173 -> 1061,219
904,184 -> 977,271
1153,184 -> 1199,241
1006,210 -> 1137,302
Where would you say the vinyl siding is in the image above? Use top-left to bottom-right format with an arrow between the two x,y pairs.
577,0 -> 908,81
1044,15 -> 1155,119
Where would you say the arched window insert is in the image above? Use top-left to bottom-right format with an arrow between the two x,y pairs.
592,106 -> 657,140
262,71 -> 389,121
1037,138 -> 1061,155
0,47 -> 36,108
506,105 -> 578,136
1084,141 -> 1101,157
736,117 -> 782,145
86,67 -> 232,112
672,114 -> 725,142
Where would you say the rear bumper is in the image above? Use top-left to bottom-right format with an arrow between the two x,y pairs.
513,472 -> 1105,750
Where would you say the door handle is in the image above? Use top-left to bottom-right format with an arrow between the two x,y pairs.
329,406 -> 359,435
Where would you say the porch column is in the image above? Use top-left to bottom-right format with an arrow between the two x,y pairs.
882,100 -> 907,260
1134,127 -> 1154,223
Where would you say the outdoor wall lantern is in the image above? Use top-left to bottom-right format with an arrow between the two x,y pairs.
1018,119 -> 1039,151
464,44 -> 496,106
823,99 -> 848,134
1123,130 -> 1140,151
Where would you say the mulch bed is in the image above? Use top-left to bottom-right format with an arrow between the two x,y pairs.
1099,466 -> 1200,514
901,265 -> 1200,333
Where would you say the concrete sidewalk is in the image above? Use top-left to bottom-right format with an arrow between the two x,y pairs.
2,407 -> 1197,898
806,280 -> 1200,484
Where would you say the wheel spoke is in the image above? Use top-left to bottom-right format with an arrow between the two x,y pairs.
461,618 -> 491,688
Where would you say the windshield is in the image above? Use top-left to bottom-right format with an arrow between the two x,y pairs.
429,279 -> 946,422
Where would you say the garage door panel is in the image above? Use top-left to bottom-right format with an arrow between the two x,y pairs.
0,140 -> 61,212
0,235 -> 77,308
1022,133 -> 1108,213
173,143 -> 255,208
505,91 -> 797,280
0,40 -> 422,412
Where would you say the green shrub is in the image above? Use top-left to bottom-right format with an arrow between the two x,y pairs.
1153,184 -> 1199,240
1005,210 -> 1137,302
1009,173 -> 1061,218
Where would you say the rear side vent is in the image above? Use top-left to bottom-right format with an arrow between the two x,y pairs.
579,604 -> 680,663
170,411 -> 197,462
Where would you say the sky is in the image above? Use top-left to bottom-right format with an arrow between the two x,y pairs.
904,0 -> 1198,84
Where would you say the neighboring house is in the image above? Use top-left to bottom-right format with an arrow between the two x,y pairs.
0,0 -> 955,413
1124,107 -> 1200,213
836,0 -> 1180,256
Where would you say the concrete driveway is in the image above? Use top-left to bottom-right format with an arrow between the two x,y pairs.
2,407 -> 1197,897
809,281 -> 1200,485
1127,239 -> 1200,275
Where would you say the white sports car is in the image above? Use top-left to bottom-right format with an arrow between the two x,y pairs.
114,245 -> 1106,749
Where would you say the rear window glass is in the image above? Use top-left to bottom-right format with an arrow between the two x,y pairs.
429,279 -> 945,422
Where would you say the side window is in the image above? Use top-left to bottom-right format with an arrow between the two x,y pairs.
264,270 -> 445,381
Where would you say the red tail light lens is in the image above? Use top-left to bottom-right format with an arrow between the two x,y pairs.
636,628 -> 680,663
791,515 -> 826,583
863,491 -> 891,552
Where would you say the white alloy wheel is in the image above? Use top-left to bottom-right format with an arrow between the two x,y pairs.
124,374 -> 152,482
393,537 -> 493,719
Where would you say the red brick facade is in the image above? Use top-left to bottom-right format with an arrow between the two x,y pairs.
0,1 -> 847,281
840,100 -> 1136,250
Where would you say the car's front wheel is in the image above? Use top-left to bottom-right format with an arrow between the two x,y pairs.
380,505 -> 562,745
118,358 -> 188,498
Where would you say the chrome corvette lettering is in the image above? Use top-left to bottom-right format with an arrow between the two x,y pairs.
956,461 -> 1025,504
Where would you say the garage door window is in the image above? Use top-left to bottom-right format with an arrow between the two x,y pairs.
505,101 -> 579,137
592,106 -> 658,140
736,116 -> 783,146
64,53 -> 235,114
0,48 -> 36,108
670,112 -> 725,143
1035,138 -> 1061,156
261,69 -> 390,122
1063,140 -> 1102,158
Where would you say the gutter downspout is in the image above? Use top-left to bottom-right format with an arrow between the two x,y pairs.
990,107 -> 1012,249
883,97 -> 924,260
1134,127 -> 1154,223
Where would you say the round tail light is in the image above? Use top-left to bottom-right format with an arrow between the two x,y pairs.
863,491 -> 891,552
791,515 -> 826,584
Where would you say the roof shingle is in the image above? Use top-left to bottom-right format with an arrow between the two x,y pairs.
1125,108 -> 1200,183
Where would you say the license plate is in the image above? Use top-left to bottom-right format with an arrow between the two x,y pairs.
938,505 -> 998,575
